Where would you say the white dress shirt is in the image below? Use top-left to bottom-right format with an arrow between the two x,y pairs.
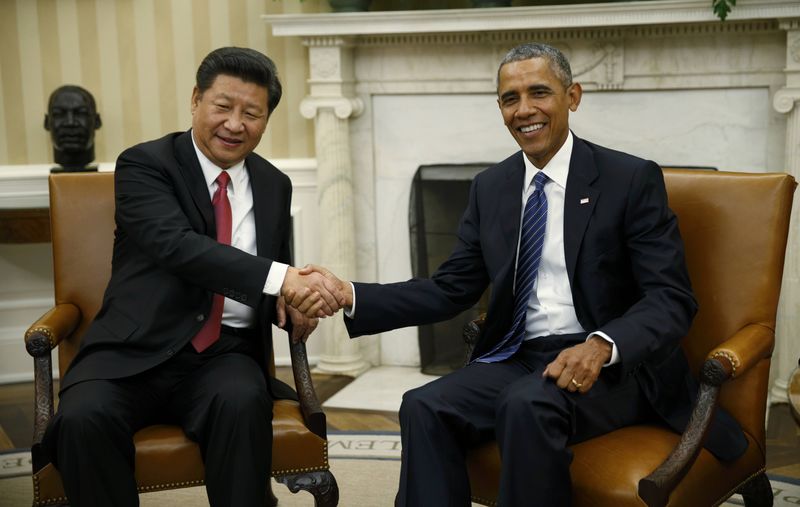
520,132 -> 619,364
192,133 -> 288,328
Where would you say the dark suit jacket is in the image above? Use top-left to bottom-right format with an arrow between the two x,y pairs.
60,130 -> 295,400
345,134 -> 747,460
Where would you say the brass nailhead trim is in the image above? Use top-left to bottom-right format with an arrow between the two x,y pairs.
272,439 -> 330,476
32,438 -> 331,502
712,350 -> 739,377
712,467 -> 766,507
27,327 -> 57,349
32,473 -> 69,506
138,479 -> 205,492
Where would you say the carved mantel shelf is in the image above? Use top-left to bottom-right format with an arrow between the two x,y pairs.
263,0 -> 800,37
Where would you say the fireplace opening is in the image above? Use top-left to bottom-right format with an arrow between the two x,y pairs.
409,164 -> 493,375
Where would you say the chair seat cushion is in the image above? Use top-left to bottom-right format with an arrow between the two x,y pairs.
32,399 -> 327,505
466,424 -> 763,507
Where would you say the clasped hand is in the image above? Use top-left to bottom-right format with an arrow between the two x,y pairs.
280,265 -> 351,319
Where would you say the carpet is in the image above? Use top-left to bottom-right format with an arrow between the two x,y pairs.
2,438 -> 800,506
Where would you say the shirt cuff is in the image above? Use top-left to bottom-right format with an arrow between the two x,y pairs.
343,282 -> 357,318
263,262 -> 289,296
587,331 -> 619,366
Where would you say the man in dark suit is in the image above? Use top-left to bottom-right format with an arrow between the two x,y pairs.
296,43 -> 748,506
43,47 -> 344,507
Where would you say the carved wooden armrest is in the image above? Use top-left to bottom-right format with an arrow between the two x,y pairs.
24,303 -> 81,472
637,324 -> 771,507
287,339 -> 327,439
704,324 -> 773,379
25,303 -> 81,355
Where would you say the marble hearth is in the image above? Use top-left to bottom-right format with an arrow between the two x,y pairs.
265,0 -> 800,403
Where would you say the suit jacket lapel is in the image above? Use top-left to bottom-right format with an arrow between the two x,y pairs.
246,154 -> 273,257
499,152 -> 526,261
174,130 -> 215,236
564,135 -> 600,285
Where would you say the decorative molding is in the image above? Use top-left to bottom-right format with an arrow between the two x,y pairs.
300,97 -> 365,120
349,21 -> 778,47
773,87 -> 800,113
0,160 -> 317,210
264,0 -> 800,38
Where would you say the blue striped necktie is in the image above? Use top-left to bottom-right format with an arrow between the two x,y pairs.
476,170 -> 549,363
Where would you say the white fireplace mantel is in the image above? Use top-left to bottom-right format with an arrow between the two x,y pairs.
265,1 -> 800,402
264,0 -> 799,36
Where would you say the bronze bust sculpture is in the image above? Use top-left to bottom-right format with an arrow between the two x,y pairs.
44,85 -> 102,172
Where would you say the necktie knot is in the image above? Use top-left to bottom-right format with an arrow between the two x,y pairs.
216,171 -> 231,191
533,170 -> 548,189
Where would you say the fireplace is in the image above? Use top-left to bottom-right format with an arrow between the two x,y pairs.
265,0 -> 800,401
409,164 -> 491,374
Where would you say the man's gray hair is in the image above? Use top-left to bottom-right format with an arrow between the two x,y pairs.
497,43 -> 573,90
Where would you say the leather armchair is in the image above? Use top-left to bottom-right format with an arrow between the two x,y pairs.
464,169 -> 796,507
24,172 -> 338,506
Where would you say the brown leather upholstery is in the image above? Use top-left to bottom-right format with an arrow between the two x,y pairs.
26,172 -> 336,506
465,169 -> 796,506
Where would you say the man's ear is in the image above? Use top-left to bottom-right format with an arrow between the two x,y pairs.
95,113 -> 103,130
44,115 -> 51,131
191,86 -> 201,114
568,82 -> 583,112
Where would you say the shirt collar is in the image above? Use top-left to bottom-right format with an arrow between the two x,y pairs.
522,130 -> 573,190
190,129 -> 246,194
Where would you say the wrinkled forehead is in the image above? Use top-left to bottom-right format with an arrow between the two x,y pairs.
50,91 -> 93,112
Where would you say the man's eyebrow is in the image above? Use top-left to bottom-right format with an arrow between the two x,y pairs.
499,90 -> 518,102
528,84 -> 553,93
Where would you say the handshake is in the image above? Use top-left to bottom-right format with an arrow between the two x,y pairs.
280,265 -> 352,318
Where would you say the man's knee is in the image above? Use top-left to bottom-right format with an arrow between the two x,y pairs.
399,385 -> 437,423
496,378 -> 563,423
212,380 -> 272,421
56,395 -> 126,436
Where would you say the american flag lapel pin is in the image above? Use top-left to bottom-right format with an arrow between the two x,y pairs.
580,197 -> 590,204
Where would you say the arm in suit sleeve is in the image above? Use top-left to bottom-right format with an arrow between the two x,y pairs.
346,175 -> 491,337
597,161 -> 697,376
114,145 -> 275,309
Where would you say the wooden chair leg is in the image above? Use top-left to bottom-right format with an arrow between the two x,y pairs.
736,471 -> 773,507
277,470 -> 339,507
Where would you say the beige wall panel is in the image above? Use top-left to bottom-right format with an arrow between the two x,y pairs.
0,1 -> 28,164
0,60 -> 8,163
153,1 -> 179,135
55,0 -> 81,85
228,0 -> 249,48
192,0 -> 212,67
16,0 -> 48,164
38,0 -> 64,115
116,0 -> 143,149
95,0 -> 124,162
209,0 -> 231,51
171,0 -> 196,132
133,0 -> 162,142
76,0 -> 105,162
0,0 -> 318,165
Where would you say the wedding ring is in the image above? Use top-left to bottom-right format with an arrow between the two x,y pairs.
571,378 -> 583,389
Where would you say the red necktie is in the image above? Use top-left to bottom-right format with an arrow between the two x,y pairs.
191,171 -> 232,352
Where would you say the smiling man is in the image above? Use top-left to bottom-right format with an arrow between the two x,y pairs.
294,42 -> 748,506
42,47 -> 344,507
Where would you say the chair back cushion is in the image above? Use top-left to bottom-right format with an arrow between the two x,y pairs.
663,169 -> 796,441
49,172 -> 116,375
